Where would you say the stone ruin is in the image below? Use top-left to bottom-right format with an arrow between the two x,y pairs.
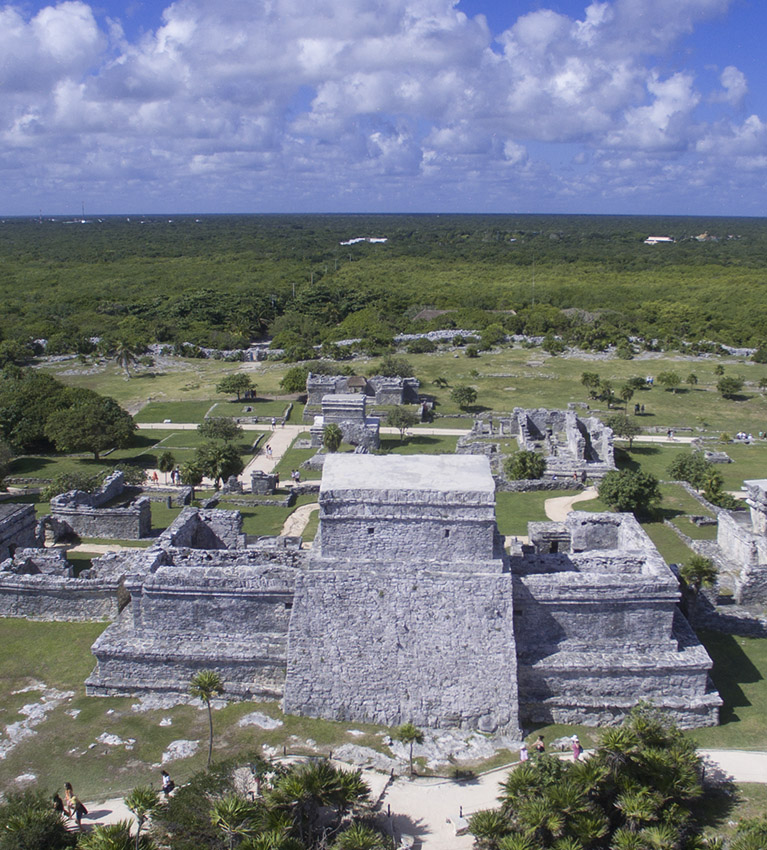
309,393 -> 380,451
0,503 -> 41,560
305,373 -> 420,407
79,453 -> 719,731
463,407 -> 615,483
48,471 -> 151,541
714,478 -> 767,604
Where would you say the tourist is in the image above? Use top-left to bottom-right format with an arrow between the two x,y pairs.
52,792 -> 65,814
271,417 -> 276,430
161,769 -> 175,796
519,743 -> 528,762
571,735 -> 583,761
63,782 -> 75,816
152,470 -> 159,484
534,735 -> 545,753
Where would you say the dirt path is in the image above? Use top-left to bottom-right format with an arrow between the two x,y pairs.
280,502 -> 320,537
80,748 -> 767,845
544,486 -> 599,521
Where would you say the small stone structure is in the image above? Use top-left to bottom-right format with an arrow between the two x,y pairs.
0,547 -> 123,621
309,394 -> 380,450
306,373 -> 420,406
49,471 -> 151,540
0,503 -> 40,560
461,408 -> 615,481
84,454 -> 719,731
715,479 -> 767,604
251,471 -> 278,495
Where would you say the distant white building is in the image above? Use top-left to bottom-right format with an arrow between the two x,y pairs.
644,236 -> 675,245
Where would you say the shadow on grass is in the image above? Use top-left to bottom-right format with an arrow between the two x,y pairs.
130,434 -> 160,449
698,631 -> 763,725
693,786 -> 739,833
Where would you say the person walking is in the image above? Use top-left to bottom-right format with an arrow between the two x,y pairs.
161,769 -> 175,796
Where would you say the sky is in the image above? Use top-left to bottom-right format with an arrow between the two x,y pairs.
1,0 -> 766,216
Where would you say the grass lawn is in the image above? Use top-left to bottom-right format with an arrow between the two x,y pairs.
689,632 -> 767,750
496,491 -> 564,536
0,618 -> 393,801
217,493 -> 318,537
697,783 -> 767,845
210,399 -> 298,421
379,433 -> 459,455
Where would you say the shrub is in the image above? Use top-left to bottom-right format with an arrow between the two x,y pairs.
505,450 -> 546,480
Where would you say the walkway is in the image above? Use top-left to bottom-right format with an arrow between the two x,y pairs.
79,748 -> 767,844
544,486 -> 599,521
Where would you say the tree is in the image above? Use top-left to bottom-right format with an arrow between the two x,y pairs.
44,393 -> 136,461
717,375 -> 744,399
280,366 -> 309,394
0,439 -> 12,490
657,371 -> 681,393
376,355 -> 414,378
198,417 -> 244,443
581,372 -> 601,399
0,788 -> 76,850
78,821 -> 156,850
505,450 -> 546,480
158,451 -> 175,483
679,555 -> 717,598
393,722 -> 424,778
618,384 -> 635,407
598,469 -> 660,515
124,786 -> 160,850
216,373 -> 255,401
189,670 -> 225,767
450,385 -> 477,410
112,339 -> 143,378
387,406 -> 419,441
323,423 -> 343,453
714,364 -> 725,376
597,378 -> 615,408
605,414 -> 641,450
210,795 -> 259,850
432,376 -> 449,388
195,443 -> 244,489
180,461 -> 204,498
686,373 -> 698,386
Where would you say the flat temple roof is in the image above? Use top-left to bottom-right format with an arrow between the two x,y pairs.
320,453 -> 495,494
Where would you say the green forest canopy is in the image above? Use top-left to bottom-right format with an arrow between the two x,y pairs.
2,213 -> 767,352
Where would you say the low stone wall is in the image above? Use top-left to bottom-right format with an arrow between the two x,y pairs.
0,574 -> 121,621
495,478 -> 584,492
49,498 -> 152,540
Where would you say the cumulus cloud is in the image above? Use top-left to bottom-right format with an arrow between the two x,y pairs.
0,0 -> 764,213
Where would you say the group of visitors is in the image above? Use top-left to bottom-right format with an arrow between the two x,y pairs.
290,469 -> 301,484
518,734 -> 582,763
52,782 -> 87,830
52,771 -> 175,832
736,431 -> 755,442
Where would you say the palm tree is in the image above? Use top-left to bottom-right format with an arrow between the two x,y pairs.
210,794 -> 259,850
158,451 -> 175,484
614,789 -> 660,833
113,339 -> 142,378
469,809 -> 512,848
679,556 -> 718,598
393,722 -> 424,778
496,835 -> 536,850
78,820 -> 156,849
124,786 -> 160,850
333,821 -> 390,850
189,669 -> 225,766
516,797 -> 566,845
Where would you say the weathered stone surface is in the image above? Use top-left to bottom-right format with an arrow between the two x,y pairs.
0,503 -> 41,560
49,472 -> 151,540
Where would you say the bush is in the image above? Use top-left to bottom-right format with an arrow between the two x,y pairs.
717,375 -> 744,399
505,450 -> 546,480
450,385 -> 477,410
598,469 -> 660,514
667,452 -> 712,488
406,337 -> 436,354
465,345 -> 479,358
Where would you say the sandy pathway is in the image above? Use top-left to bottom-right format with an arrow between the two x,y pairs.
280,502 -> 320,536
544,486 -> 599,521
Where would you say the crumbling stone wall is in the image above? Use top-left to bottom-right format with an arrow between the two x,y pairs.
715,479 -> 767,604
0,549 -> 121,621
160,507 -> 245,549
49,471 -> 151,540
306,374 -> 419,406
0,503 -> 41,559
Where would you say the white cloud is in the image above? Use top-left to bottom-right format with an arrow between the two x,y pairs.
0,0 -> 763,214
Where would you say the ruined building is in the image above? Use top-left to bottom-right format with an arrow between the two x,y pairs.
79,454 -> 719,731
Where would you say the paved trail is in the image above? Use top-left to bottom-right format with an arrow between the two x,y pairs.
544,486 -> 599,521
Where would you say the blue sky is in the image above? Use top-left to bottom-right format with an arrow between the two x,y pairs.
1,0 -> 765,216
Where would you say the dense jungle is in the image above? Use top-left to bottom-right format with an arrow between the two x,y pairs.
1,214 -> 766,355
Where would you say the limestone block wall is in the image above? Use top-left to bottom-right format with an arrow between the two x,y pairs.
161,508 -> 244,549
717,512 -> 765,568
49,498 -> 151,540
0,574 -> 121,621
283,562 -> 519,733
317,493 -> 496,563
88,562 -> 297,699
0,504 -> 40,559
